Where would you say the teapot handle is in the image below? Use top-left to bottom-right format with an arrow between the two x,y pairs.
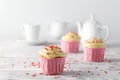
99,26 -> 110,41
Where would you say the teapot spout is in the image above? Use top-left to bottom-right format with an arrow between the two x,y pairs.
76,22 -> 82,36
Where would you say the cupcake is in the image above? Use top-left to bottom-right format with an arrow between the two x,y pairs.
39,45 -> 67,75
60,32 -> 80,53
83,38 -> 106,62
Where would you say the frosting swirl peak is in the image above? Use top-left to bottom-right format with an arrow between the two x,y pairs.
39,45 -> 66,59
61,32 -> 80,41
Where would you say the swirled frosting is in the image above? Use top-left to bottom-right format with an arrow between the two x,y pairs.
83,38 -> 105,48
39,45 -> 66,59
61,32 -> 80,41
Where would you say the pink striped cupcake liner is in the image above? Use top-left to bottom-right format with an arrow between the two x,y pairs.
39,57 -> 65,75
60,40 -> 80,53
83,47 -> 105,62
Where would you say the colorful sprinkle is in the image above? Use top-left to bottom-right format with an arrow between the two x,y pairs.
31,62 -> 36,66
104,71 -> 108,74
11,64 -> 14,68
55,46 -> 58,48
26,73 -> 29,75
47,52 -> 50,54
39,73 -> 43,75
96,41 -> 98,43
59,51 -> 62,53
24,62 -> 27,64
45,48 -> 48,51
118,72 -> 120,74
77,73 -> 80,75
88,71 -> 90,73
57,76 -> 60,78
95,67 -> 98,69
32,73 -> 37,77
71,35 -> 74,37
78,71 -> 81,72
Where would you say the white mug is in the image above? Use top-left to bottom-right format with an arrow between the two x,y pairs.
22,24 -> 40,42
49,22 -> 68,39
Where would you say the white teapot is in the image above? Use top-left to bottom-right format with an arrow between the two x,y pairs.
77,14 -> 109,43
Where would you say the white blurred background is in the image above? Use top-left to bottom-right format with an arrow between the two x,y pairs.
0,0 -> 119,44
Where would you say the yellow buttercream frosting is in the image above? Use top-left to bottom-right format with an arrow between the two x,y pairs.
39,45 -> 66,59
61,32 -> 80,41
83,38 -> 106,48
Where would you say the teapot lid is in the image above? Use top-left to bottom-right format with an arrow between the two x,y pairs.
90,14 -> 95,20
83,14 -> 101,27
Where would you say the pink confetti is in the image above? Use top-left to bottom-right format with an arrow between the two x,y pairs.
95,67 -> 98,69
77,73 -> 80,75
108,60 -> 112,63
31,62 -> 36,66
39,73 -> 43,75
32,73 -> 37,77
104,71 -> 108,74
11,64 -> 14,68
74,60 -> 78,62
97,74 -> 100,76
26,73 -> 29,75
57,76 -> 60,78
109,66 -> 112,68
74,75 -> 78,77
118,72 -> 120,74
24,62 -> 27,64
78,71 -> 81,72
88,71 -> 90,73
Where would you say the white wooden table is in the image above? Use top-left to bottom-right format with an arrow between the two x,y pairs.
0,39 -> 120,80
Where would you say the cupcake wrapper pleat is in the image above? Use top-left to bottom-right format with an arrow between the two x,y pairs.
60,41 -> 80,53
39,58 -> 65,75
84,47 -> 105,62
